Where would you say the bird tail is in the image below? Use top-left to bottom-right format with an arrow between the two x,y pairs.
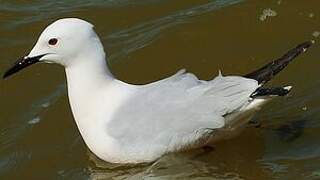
250,86 -> 292,98
244,41 -> 313,85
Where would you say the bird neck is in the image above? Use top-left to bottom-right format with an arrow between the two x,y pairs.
64,45 -> 115,119
65,40 -> 114,90
66,58 -> 113,87
62,40 -> 131,162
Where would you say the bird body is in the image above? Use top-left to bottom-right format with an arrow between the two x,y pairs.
67,64 -> 259,163
3,18 -> 312,163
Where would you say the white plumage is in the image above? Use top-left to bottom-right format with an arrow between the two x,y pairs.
5,18 -> 310,163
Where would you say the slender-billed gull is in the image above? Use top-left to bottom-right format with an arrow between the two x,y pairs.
3,18 -> 312,163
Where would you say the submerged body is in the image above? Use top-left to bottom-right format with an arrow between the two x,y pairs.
3,18 -> 312,163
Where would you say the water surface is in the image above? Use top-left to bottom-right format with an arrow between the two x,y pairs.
0,0 -> 320,179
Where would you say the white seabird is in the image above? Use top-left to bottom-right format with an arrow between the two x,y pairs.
3,18 -> 312,163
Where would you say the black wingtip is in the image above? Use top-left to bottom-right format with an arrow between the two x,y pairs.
295,40 -> 313,53
245,41 -> 313,84
3,73 -> 9,79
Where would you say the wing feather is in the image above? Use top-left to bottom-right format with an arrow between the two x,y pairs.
107,70 -> 259,154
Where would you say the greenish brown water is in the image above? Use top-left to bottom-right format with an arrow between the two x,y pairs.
0,0 -> 320,179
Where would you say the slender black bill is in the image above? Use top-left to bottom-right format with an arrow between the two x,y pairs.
3,54 -> 45,79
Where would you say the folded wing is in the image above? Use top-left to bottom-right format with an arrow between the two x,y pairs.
107,70 -> 259,155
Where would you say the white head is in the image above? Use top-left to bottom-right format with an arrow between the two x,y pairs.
3,18 -> 106,78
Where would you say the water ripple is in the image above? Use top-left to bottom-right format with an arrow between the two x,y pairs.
0,84 -> 65,174
105,0 -> 244,62
0,0 -> 165,29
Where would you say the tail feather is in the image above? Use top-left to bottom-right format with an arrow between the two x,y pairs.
250,86 -> 292,98
245,41 -> 313,84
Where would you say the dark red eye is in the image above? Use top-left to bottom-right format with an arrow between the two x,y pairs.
48,38 -> 58,45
